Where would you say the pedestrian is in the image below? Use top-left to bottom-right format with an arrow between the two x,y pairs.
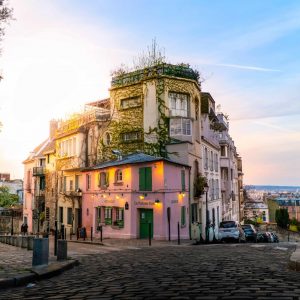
21,223 -> 24,235
24,223 -> 28,235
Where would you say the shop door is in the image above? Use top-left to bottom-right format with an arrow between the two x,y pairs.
139,209 -> 153,239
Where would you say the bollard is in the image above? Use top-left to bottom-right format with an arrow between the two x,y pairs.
57,240 -> 67,261
21,236 -> 28,248
32,238 -> 49,266
27,236 -> 34,250
83,228 -> 86,241
16,236 -> 22,247
148,222 -> 151,246
100,226 -> 103,242
178,222 -> 180,245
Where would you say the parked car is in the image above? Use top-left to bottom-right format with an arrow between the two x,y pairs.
270,232 -> 279,243
241,224 -> 257,242
256,232 -> 269,243
218,221 -> 246,243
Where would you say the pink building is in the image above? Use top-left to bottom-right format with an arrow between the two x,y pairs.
81,153 -> 190,240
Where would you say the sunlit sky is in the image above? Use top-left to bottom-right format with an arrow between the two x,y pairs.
0,0 -> 300,185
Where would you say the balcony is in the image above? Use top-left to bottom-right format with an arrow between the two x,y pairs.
33,167 -> 45,176
61,189 -> 82,198
111,63 -> 199,88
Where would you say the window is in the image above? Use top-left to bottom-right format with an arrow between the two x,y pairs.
40,177 -> 46,190
114,207 -> 124,228
63,176 -> 67,192
181,206 -> 186,226
75,175 -> 79,190
104,132 -> 111,145
115,169 -> 123,183
59,207 -> 63,223
121,131 -> 142,142
67,208 -> 72,225
170,118 -> 191,136
221,145 -> 226,157
204,148 -> 208,169
98,172 -> 109,188
96,207 -> 102,225
181,170 -> 186,192
86,174 -> 91,190
139,167 -> 152,191
120,96 -> 141,109
169,92 -> 190,117
104,207 -> 112,225
58,137 -> 76,157
214,153 -> 218,172
69,180 -> 73,191
210,151 -> 213,171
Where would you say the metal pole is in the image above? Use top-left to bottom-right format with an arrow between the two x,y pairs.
206,191 -> 209,243
167,207 -> 171,241
54,220 -> 58,256
91,227 -> 93,242
148,222 -> 151,246
100,226 -> 102,242
177,221 -> 180,245
77,227 -> 79,240
11,210 -> 13,235
64,228 -> 67,240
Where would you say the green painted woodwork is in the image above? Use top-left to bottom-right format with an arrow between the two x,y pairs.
139,209 -> 153,238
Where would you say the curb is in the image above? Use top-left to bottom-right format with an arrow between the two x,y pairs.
67,240 -> 104,246
0,260 -> 79,289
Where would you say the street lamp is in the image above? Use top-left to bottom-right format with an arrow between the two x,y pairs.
203,182 -> 209,243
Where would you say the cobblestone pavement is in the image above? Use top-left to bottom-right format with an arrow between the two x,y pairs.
0,243 -> 32,279
2,242 -> 300,299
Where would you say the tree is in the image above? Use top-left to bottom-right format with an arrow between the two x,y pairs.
0,185 -> 18,207
275,208 -> 289,229
0,0 -> 13,54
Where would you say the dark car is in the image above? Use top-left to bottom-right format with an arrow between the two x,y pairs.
256,232 -> 269,243
241,224 -> 257,242
270,232 -> 279,243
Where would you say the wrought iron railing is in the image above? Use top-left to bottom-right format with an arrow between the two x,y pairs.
33,167 -> 45,176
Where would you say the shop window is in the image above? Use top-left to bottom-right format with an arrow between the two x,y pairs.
105,207 -> 112,225
113,207 -> 124,228
139,167 -> 152,191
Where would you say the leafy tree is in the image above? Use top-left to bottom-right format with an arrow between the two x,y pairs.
275,208 -> 289,229
0,185 -> 18,207
0,0 -> 13,54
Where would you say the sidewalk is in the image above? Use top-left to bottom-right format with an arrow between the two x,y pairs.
0,240 -> 77,289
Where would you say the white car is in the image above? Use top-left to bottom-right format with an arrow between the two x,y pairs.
218,221 -> 246,242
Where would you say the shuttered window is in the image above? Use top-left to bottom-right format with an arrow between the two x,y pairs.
139,167 -> 152,191
181,206 -> 186,226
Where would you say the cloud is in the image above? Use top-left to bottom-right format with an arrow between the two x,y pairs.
198,62 -> 280,72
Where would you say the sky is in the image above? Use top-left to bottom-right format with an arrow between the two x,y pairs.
0,0 -> 299,186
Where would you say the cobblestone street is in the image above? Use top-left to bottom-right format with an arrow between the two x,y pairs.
2,242 -> 300,299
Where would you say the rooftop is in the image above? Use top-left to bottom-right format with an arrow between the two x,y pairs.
111,63 -> 200,88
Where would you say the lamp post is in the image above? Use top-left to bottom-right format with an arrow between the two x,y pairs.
203,182 -> 209,243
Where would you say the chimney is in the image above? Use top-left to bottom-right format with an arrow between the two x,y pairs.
49,119 -> 58,138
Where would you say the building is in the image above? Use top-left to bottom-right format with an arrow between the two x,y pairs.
0,173 -> 10,181
0,179 -> 23,203
81,153 -> 190,240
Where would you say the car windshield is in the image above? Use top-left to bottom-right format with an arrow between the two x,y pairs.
220,221 -> 236,228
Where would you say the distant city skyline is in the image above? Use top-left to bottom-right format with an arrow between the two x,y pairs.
0,0 -> 299,185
